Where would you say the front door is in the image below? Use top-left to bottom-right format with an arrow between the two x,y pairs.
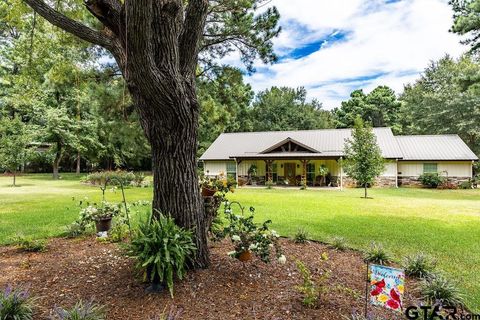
284,163 -> 296,185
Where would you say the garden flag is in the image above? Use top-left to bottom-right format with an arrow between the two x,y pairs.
369,265 -> 405,312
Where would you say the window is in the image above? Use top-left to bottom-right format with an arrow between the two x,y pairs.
423,163 -> 438,174
306,163 -> 315,185
226,162 -> 237,179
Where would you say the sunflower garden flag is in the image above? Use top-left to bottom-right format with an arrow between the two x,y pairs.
369,265 -> 405,311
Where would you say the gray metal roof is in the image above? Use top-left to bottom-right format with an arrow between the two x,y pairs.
396,135 -> 478,161
200,127 -> 404,160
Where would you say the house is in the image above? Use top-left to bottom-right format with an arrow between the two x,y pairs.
199,128 -> 478,187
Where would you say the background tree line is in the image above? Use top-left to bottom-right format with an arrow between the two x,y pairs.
1,2 -> 480,178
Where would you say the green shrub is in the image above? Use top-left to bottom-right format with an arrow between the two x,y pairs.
363,242 -> 393,265
65,221 -> 88,238
459,180 -> 472,189
293,228 -> 309,244
420,274 -> 464,306
51,300 -> 105,320
265,180 -> 274,189
85,171 -> 143,187
295,260 -> 329,308
329,236 -> 348,251
126,213 -> 196,297
13,235 -> 47,252
402,253 -> 436,278
0,286 -> 35,320
108,223 -> 129,243
419,173 -> 445,188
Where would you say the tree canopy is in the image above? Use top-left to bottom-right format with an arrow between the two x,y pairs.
400,54 -> 480,155
333,86 -> 402,134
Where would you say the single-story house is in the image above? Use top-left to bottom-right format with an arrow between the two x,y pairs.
199,128 -> 478,187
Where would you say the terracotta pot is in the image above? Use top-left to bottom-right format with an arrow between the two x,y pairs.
95,217 -> 112,233
238,250 -> 253,262
201,187 -> 216,197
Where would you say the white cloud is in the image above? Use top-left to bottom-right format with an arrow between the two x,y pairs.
241,0 -> 466,109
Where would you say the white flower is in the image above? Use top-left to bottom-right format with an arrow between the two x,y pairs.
227,251 -> 236,257
271,230 -> 280,238
277,255 -> 287,264
269,243 -> 274,248
225,209 -> 231,214
248,243 -> 258,250
232,235 -> 241,242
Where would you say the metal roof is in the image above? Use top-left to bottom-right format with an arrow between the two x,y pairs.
396,135 -> 478,161
200,127 -> 404,160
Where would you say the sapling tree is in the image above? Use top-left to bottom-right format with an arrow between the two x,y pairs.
343,117 -> 385,198
0,117 -> 31,186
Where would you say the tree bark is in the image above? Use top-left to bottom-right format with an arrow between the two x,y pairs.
24,0 -> 211,268
53,141 -> 63,180
364,183 -> 368,198
76,152 -> 81,175
13,171 -> 16,187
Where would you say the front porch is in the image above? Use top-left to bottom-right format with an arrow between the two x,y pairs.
234,158 -> 344,188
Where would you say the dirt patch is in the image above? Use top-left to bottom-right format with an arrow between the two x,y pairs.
0,237 -> 420,319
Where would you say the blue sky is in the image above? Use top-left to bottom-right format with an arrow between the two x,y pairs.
223,0 -> 466,109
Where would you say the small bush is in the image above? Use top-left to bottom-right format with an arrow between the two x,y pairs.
293,228 -> 309,244
126,213 -> 196,297
295,260 -> 329,308
403,253 -> 436,278
0,285 -> 35,320
108,223 -> 129,243
419,173 -> 445,188
459,180 -> 472,189
329,236 -> 348,251
65,221 -> 88,238
85,171 -> 144,187
51,300 -> 105,320
265,180 -> 274,189
420,274 -> 464,306
13,235 -> 47,252
363,242 -> 393,265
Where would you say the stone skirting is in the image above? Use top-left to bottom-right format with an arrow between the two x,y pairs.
399,176 -> 471,187
331,176 -> 397,188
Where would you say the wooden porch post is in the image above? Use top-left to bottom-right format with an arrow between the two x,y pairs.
301,159 -> 307,186
340,157 -> 343,190
395,159 -> 398,188
264,160 -> 273,182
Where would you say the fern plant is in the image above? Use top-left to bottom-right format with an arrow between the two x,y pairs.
126,212 -> 196,297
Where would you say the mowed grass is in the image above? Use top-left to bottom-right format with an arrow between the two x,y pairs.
227,187 -> 480,310
0,173 -> 152,244
1,175 -> 480,309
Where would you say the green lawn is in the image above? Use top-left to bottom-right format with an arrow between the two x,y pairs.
1,175 -> 480,310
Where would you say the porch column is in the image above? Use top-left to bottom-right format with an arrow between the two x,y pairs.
234,158 -> 239,185
395,159 -> 398,188
264,160 -> 273,182
301,159 -> 308,185
340,157 -> 343,190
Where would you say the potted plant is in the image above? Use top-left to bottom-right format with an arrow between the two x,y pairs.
79,201 -> 121,233
200,177 -> 218,197
318,164 -> 329,186
218,201 -> 285,264
248,164 -> 258,186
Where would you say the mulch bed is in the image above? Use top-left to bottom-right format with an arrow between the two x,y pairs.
0,237 -> 420,319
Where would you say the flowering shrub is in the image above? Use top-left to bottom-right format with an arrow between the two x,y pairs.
217,201 -> 284,263
0,285 -> 35,320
